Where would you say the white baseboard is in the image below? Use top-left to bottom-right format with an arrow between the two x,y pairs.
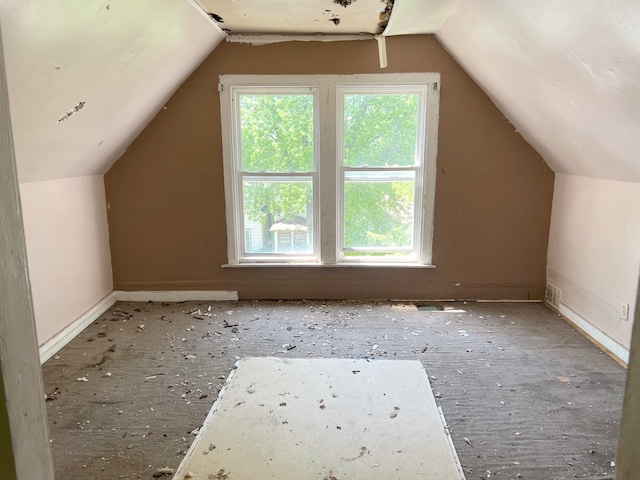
114,290 -> 239,302
39,292 -> 117,364
39,290 -> 239,364
549,301 -> 630,365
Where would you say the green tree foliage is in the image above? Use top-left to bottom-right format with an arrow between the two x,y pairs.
344,179 -> 414,250
240,94 -> 313,172
240,94 -> 313,232
243,181 -> 311,226
343,94 -> 419,167
239,92 -> 420,255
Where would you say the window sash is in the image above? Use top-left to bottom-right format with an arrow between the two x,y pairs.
229,87 -> 319,263
219,73 -> 440,266
240,174 -> 317,259
341,168 -> 418,254
337,86 -> 428,262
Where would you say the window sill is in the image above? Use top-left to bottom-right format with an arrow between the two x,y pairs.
222,262 -> 436,268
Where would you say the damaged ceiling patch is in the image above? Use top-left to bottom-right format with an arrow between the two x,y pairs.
208,12 -> 231,33
378,0 -> 394,31
196,0 -> 388,35
333,0 -> 358,7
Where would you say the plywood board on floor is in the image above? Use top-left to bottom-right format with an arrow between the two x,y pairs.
174,357 -> 464,480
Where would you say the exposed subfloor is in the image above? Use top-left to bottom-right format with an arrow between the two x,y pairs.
42,300 -> 626,480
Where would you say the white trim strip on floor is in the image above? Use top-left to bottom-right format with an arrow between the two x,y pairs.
114,290 -> 239,302
39,290 -> 239,363
553,301 -> 630,365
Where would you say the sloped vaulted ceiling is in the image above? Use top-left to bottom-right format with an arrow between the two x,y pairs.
3,0 -> 638,183
437,0 -> 640,183
1,0 -> 224,183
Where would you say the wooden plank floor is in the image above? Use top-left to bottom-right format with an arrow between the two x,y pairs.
42,300 -> 625,480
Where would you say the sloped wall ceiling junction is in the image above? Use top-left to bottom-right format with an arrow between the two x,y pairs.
1,0 -> 224,345
437,0 -> 640,352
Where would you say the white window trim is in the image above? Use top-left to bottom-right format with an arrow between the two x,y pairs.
219,73 -> 440,267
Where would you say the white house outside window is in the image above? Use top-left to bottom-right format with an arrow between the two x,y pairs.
220,73 -> 440,266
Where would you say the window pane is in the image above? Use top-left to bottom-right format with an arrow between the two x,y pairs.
343,93 -> 419,167
343,171 -> 415,253
240,94 -> 314,173
242,179 -> 313,254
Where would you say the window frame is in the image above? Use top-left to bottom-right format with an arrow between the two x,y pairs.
220,73 -> 440,267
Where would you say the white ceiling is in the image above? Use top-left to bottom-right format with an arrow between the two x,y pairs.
1,0 -> 224,183
2,0 -> 639,184
384,0 -> 462,36
437,0 -> 640,182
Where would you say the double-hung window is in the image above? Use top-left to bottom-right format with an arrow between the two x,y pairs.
220,73 -> 440,266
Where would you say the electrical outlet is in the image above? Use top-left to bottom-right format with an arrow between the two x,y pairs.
621,303 -> 630,321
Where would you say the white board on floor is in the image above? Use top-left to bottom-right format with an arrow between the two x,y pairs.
173,357 -> 465,480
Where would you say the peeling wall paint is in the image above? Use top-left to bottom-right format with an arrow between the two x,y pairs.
57,101 -> 85,123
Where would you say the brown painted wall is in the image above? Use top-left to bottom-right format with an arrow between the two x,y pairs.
105,35 -> 554,300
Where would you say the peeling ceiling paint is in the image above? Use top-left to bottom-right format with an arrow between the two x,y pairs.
195,0 -> 393,35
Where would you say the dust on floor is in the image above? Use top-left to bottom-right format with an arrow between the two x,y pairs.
42,300 -> 625,480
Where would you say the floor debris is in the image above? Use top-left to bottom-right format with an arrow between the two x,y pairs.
152,466 -> 174,477
208,469 -> 230,479
41,300 -> 626,480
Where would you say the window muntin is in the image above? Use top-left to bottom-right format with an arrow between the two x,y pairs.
220,74 -> 439,266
